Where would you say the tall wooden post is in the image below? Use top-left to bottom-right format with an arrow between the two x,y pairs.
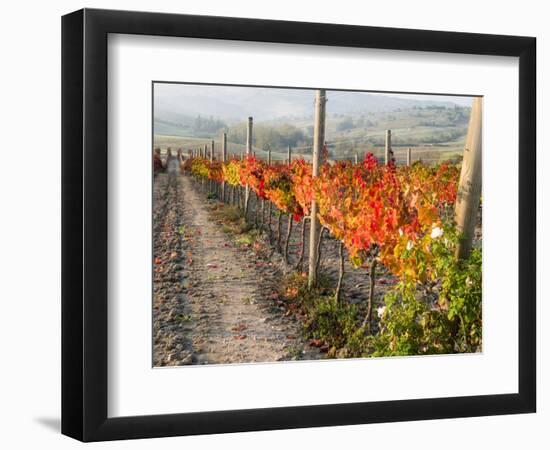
221,133 -> 227,201
244,117 -> 253,216
407,147 -> 412,166
385,130 -> 392,165
246,117 -> 253,155
211,140 -> 215,162
308,89 -> 327,289
354,153 -> 358,164
287,145 -> 292,164
268,146 -> 272,165
455,97 -> 482,260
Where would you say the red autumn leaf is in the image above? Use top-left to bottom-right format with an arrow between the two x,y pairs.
309,338 -> 323,347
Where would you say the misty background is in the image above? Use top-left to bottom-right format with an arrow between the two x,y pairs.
153,83 -> 473,164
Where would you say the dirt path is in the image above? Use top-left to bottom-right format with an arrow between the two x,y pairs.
153,164 -> 319,366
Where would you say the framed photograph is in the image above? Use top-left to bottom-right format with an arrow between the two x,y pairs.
62,8 -> 536,442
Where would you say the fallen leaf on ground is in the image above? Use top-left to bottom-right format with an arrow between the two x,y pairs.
309,338 -> 323,347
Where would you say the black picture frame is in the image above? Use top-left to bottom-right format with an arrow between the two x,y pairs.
62,8 -> 536,442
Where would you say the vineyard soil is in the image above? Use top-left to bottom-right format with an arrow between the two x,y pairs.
153,160 -> 321,366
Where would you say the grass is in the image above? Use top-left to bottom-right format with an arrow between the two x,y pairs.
210,204 -> 251,234
278,272 -> 371,358
235,229 -> 261,246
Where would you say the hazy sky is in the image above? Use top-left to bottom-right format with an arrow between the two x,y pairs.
155,83 -> 473,106
154,83 -> 474,121
374,92 -> 473,107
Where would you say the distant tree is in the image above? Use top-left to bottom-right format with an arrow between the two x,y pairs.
226,122 -> 307,150
192,115 -> 227,135
336,116 -> 354,132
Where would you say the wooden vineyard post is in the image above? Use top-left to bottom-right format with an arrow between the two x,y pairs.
221,132 -> 227,202
385,130 -> 393,165
244,117 -> 253,217
284,214 -> 293,263
335,241 -> 345,303
283,145 -> 294,258
246,117 -> 252,154
262,146 -> 271,238
295,217 -> 309,271
355,153 -> 358,164
176,148 -> 181,173
308,89 -> 327,289
407,147 -> 412,166
208,143 -> 213,192
455,97 -> 482,260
